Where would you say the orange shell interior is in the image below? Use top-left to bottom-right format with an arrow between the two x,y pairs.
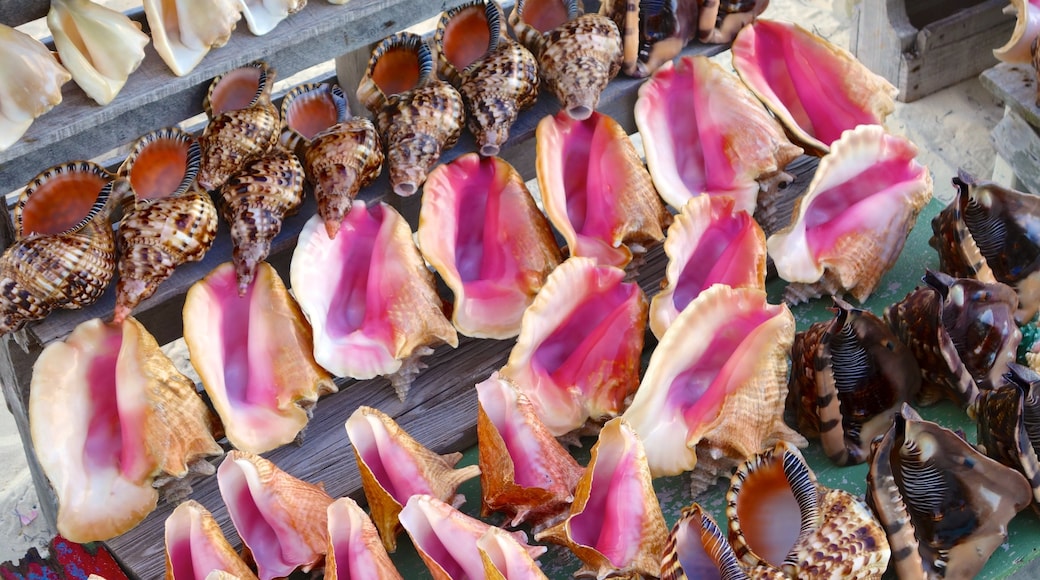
523,0 -> 570,32
442,5 -> 492,70
734,459 -> 802,566
287,91 -> 341,140
129,139 -> 191,201
21,170 -> 106,236
209,67 -> 263,116
372,47 -> 423,96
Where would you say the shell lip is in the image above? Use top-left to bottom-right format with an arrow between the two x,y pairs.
16,161 -> 118,237
204,61 -> 275,119
435,0 -> 504,80
359,32 -> 435,111
119,127 -> 201,202
280,82 -> 350,147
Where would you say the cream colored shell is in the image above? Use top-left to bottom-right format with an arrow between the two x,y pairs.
0,24 -> 71,151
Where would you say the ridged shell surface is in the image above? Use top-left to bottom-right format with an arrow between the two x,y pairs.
0,24 -> 71,151
30,317 -> 223,543
165,500 -> 258,580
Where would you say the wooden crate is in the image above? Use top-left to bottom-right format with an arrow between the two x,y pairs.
851,0 -> 1014,102
980,62 -> 1040,193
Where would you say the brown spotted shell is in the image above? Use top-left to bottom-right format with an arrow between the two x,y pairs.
220,147 -> 304,293
538,13 -> 621,120
885,270 -> 1020,411
279,81 -> 350,157
930,171 -> 1040,324
306,118 -> 384,239
975,363 -> 1040,511
198,63 -> 280,191
435,0 -> 539,156
867,404 -> 1032,580
115,127 -> 218,322
204,61 -> 275,119
357,32 -> 464,196
787,297 -> 920,466
0,161 -> 123,334
726,441 -> 890,579
508,0 -> 582,56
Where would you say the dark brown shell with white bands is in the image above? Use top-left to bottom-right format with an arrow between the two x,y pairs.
435,0 -> 539,156
198,63 -> 281,191
867,404 -> 1032,580
115,127 -> 217,322
930,171 -> 1040,324
788,297 -> 920,466
726,441 -> 890,579
661,503 -> 782,580
975,363 -> 1040,511
885,270 -> 1020,411
306,117 -> 384,239
220,147 -> 304,293
357,32 -> 464,197
0,161 -> 121,334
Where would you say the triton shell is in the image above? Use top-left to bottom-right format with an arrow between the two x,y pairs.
767,125 -> 932,304
726,442 -> 890,578
345,406 -> 481,553
976,364 -> 1040,510
476,373 -> 584,529
623,284 -> 805,482
0,161 -> 122,334
536,417 -> 668,578
280,82 -> 349,154
30,317 -> 223,543
290,205 -> 458,399
885,270 -> 1020,409
435,0 -> 540,156
183,261 -> 337,454
198,63 -> 281,191
143,0 -> 241,77
357,32 -> 465,196
994,0 -> 1040,63
418,154 -> 562,339
867,404 -> 1032,580
500,257 -> 647,437
648,196 -> 767,340
115,127 -> 217,322
400,495 -> 546,579
536,110 -> 670,268
660,503 -> 780,580
217,451 -> 333,580
788,297 -> 920,466
0,24 -> 71,151
930,172 -> 1040,324
47,0 -> 149,105
325,497 -> 403,580
598,0 -> 698,77
165,500 -> 258,580
634,55 -> 803,213
221,147 -> 305,293
731,20 -> 898,154
238,0 -> 306,35
508,0 -> 581,55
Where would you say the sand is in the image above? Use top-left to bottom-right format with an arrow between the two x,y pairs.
0,0 -> 1010,566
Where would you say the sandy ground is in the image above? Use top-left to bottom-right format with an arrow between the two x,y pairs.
0,0 -> 1010,566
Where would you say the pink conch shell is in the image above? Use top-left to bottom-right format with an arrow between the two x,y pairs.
623,284 -> 806,482
400,495 -> 546,579
536,417 -> 668,578
536,110 -> 670,268
345,406 -> 481,553
635,55 -> 803,213
476,372 -> 584,529
325,497 -> 403,580
183,261 -> 337,454
995,0 -> 1040,63
290,204 -> 458,399
164,500 -> 258,580
477,527 -> 550,580
648,196 -> 767,339
418,154 -> 561,339
500,257 -> 647,436
731,20 -> 898,154
767,125 -> 933,304
217,451 -> 333,580
30,317 -> 222,543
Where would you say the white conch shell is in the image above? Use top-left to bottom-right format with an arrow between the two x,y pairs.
237,0 -> 306,36
0,24 -> 71,151
47,0 -> 149,105
994,0 -> 1040,63
144,0 -> 243,76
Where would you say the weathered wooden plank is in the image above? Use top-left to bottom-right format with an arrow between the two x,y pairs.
980,62 -> 1040,129
0,0 -> 473,195
906,0 -> 991,29
991,107 -> 1040,194
0,0 -> 50,28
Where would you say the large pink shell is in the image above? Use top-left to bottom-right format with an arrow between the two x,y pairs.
325,497 -> 403,580
536,110 -> 669,268
634,55 -> 802,212
623,284 -> 805,479
418,153 -> 561,339
731,20 -> 898,154
767,125 -> 933,304
500,257 -> 647,436
648,195 -> 767,339
290,203 -> 458,398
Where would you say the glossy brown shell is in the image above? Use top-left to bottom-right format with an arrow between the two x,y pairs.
203,61 -> 275,119
788,297 -> 920,465
508,0 -> 582,56
975,363 -> 1040,511
279,81 -> 350,157
306,117 -> 384,239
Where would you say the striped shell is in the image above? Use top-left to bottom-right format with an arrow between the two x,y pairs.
220,147 -> 305,294
115,127 -> 217,322
279,81 -> 350,155
976,364 -> 1040,511
357,32 -> 465,196
435,0 -> 540,156
539,13 -> 621,120
508,0 -> 582,56
0,161 -> 121,334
